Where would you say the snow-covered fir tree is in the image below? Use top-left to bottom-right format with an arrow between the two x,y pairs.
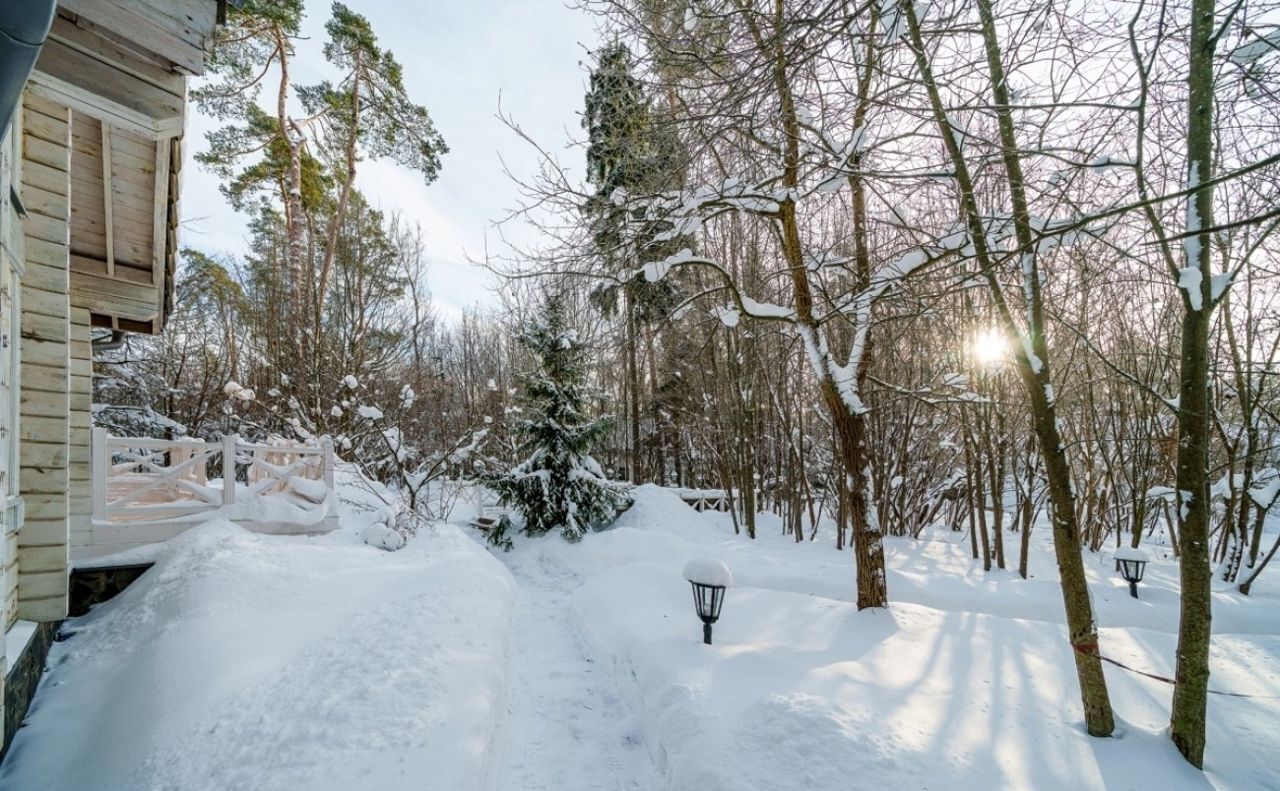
480,295 -> 630,547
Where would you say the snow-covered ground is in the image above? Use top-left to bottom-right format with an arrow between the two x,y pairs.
551,485 -> 1280,790
2,478 -> 1278,790
0,468 -> 514,791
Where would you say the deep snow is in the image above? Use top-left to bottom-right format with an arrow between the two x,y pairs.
547,485 -> 1280,790
0,468 -> 514,791
2,478 -> 1278,790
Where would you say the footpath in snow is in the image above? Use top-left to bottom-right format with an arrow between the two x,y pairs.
483,544 -> 660,791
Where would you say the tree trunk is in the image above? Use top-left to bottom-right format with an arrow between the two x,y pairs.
1239,529 -> 1280,596
316,63 -> 363,343
1169,0 -> 1217,765
747,0 -> 887,608
909,0 -> 1115,735
1018,493 -> 1033,580
626,292 -> 641,482
825,386 -> 888,609
275,34 -> 306,342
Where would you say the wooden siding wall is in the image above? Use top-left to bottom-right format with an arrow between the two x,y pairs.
69,310 -> 91,551
1,116 -> 24,632
34,13 -> 188,335
17,94 -> 72,622
56,0 -> 219,77
69,114 -> 157,271
67,111 -> 166,327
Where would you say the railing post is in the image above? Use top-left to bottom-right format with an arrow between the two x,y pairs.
171,444 -> 189,480
193,441 -> 208,485
321,437 -> 335,490
92,427 -> 108,521
222,434 -> 237,505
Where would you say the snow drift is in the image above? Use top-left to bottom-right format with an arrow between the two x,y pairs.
0,518 -> 514,791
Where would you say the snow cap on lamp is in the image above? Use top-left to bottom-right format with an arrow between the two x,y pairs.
683,558 -> 733,587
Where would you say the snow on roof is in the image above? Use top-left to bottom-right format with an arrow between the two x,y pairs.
683,558 -> 733,587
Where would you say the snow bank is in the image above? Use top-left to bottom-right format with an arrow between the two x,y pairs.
0,518 -> 515,791
556,485 -> 1280,636
573,562 -> 1280,790
1114,546 -> 1151,562
362,521 -> 406,551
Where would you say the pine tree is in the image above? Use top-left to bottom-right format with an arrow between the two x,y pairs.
481,295 -> 631,547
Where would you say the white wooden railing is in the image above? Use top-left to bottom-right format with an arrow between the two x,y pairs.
91,429 -> 335,524
673,488 -> 733,513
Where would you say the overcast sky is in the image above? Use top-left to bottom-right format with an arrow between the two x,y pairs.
178,0 -> 600,319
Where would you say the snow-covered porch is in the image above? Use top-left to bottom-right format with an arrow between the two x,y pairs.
77,429 -> 340,562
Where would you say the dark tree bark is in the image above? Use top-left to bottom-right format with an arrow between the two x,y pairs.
1169,0 -> 1217,766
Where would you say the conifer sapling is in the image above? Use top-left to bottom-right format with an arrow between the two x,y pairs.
479,295 -> 630,547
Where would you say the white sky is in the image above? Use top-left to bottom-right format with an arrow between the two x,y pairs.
178,0 -> 599,319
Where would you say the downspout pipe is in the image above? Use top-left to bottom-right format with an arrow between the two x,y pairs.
0,0 -> 58,133
91,331 -> 126,354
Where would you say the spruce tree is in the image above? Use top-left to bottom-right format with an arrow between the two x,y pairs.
582,44 -> 687,482
481,295 -> 630,547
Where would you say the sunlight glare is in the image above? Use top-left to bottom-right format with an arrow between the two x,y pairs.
972,328 -> 1008,366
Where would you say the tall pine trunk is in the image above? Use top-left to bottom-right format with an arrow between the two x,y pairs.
626,292 -> 641,483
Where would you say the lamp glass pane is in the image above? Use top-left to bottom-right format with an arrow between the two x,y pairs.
1119,558 -> 1147,582
690,581 -> 726,622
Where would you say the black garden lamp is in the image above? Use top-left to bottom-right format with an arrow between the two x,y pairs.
1115,547 -> 1150,599
683,558 -> 733,645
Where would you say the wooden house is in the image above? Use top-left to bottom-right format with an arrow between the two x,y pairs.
0,0 -> 226,753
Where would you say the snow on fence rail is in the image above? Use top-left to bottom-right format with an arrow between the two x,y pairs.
85,429 -> 338,559
672,488 -> 735,512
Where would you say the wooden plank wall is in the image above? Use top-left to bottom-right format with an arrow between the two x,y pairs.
56,0 -> 219,77
66,109 -> 167,327
69,114 -> 157,270
17,93 -> 72,622
1,113 -> 24,632
69,310 -> 92,551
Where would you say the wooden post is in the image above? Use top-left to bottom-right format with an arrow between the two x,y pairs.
91,427 -> 108,521
193,442 -> 207,485
222,434 -> 237,506
168,443 -> 187,501
170,444 -> 189,477
101,121 -> 115,277
321,437 -> 335,490
248,447 -> 260,485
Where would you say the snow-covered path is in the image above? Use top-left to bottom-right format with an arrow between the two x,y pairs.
486,546 -> 661,791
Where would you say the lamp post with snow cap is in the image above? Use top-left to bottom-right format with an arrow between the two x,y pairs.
683,558 -> 732,645
1115,547 -> 1150,598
